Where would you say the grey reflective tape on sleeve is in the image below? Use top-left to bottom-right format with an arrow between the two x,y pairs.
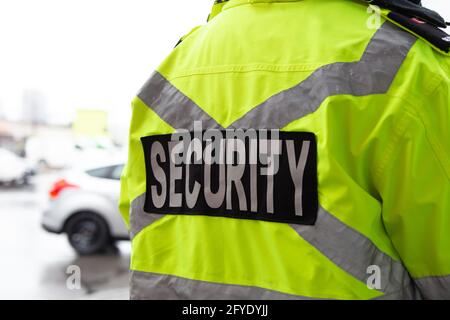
415,275 -> 450,299
290,207 -> 420,298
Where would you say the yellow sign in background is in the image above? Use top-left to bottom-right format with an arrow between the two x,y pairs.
72,109 -> 108,137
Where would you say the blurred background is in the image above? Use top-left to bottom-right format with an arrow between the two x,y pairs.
0,0 -> 207,300
0,0 -> 448,300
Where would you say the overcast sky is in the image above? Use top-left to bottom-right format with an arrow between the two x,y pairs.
0,0 -> 449,127
0,0 -> 208,126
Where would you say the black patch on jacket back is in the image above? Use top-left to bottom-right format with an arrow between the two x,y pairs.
141,131 -> 318,225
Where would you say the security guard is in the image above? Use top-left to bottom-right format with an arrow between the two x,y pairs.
120,0 -> 450,299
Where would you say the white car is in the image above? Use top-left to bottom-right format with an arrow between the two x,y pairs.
26,136 -> 122,169
42,163 -> 129,255
0,148 -> 35,185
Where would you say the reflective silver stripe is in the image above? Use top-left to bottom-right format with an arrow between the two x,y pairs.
415,275 -> 450,299
374,286 -> 421,300
130,270 -> 316,300
130,193 -> 165,239
138,23 -> 416,132
290,207 -> 418,297
229,22 -> 417,129
130,270 -> 419,300
137,71 -> 222,131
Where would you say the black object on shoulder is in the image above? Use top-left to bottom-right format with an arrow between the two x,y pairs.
366,0 -> 447,28
388,11 -> 450,53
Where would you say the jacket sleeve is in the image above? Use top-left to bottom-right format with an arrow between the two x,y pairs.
377,82 -> 450,299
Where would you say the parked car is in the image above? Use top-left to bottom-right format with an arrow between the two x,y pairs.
41,162 -> 129,255
0,148 -> 36,186
26,136 -> 122,170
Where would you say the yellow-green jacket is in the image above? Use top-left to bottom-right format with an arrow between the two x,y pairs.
120,0 -> 450,300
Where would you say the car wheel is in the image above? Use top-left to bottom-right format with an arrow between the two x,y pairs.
65,212 -> 111,255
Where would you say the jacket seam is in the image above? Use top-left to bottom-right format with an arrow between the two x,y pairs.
409,81 -> 450,180
164,63 -> 327,81
423,71 -> 444,97
373,92 -> 450,182
407,106 -> 450,180
373,96 -> 413,182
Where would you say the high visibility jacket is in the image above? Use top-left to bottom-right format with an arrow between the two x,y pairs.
120,0 -> 450,300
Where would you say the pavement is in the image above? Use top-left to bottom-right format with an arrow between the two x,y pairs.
0,176 -> 130,300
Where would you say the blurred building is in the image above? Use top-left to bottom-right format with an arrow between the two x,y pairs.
0,120 -> 71,156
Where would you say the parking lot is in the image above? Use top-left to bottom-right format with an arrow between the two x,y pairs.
0,177 -> 130,300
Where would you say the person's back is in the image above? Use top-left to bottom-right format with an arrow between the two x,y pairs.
120,0 -> 450,299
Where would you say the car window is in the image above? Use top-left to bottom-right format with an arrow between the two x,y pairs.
86,165 -> 124,180
86,166 -> 112,179
110,165 -> 124,180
